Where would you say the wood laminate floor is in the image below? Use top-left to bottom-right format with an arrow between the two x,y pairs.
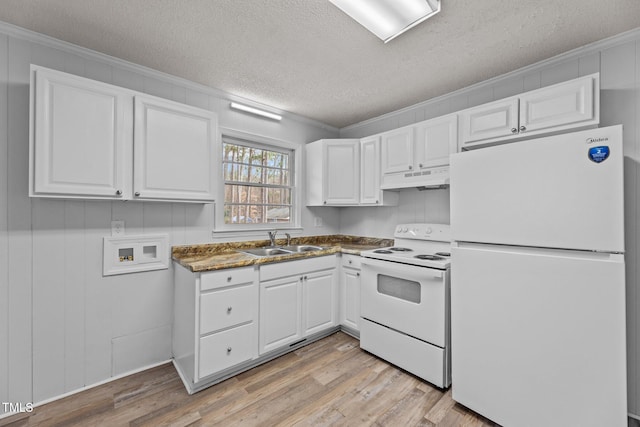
0,332 -> 498,427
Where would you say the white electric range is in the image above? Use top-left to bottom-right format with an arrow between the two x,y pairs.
359,223 -> 451,388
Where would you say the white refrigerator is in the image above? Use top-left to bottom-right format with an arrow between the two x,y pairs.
450,125 -> 627,427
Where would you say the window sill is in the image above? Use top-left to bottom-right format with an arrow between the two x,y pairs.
211,227 -> 304,240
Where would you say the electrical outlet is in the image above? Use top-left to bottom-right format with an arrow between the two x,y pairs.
314,217 -> 322,227
111,220 -> 125,236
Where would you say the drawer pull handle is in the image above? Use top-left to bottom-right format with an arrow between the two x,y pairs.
227,306 -> 232,313
227,276 -> 232,282
227,347 -> 232,353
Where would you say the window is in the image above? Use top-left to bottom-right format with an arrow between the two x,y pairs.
222,136 -> 294,226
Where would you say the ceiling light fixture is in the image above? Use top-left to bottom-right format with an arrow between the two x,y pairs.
230,102 -> 282,121
329,0 -> 441,43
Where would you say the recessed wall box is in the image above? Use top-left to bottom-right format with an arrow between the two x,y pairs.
103,234 -> 169,276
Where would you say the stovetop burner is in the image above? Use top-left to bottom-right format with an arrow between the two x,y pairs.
374,249 -> 394,254
435,252 -> 451,257
414,254 -> 446,261
389,247 -> 413,252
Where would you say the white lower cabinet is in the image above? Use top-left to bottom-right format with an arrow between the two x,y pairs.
259,274 -> 303,354
339,254 -> 361,335
259,256 -> 338,355
173,264 -> 259,393
303,269 -> 337,336
174,255 -> 343,393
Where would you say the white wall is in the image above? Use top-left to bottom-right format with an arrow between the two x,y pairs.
340,29 -> 640,419
0,23 -> 340,411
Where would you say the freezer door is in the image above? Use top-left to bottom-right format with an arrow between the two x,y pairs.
451,243 -> 627,427
450,125 -> 624,252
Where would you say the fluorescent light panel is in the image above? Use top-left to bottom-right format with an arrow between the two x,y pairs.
330,0 -> 440,43
230,102 -> 282,121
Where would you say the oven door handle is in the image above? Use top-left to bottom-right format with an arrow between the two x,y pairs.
360,257 -> 444,279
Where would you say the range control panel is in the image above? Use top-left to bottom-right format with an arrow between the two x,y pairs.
394,223 -> 451,242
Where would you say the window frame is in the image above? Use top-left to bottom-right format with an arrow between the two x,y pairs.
214,127 -> 302,234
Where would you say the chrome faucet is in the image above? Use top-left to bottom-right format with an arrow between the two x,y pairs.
285,233 -> 291,246
268,230 -> 278,247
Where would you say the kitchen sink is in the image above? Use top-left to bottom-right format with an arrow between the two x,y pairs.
240,245 -> 326,257
279,245 -> 325,253
240,247 -> 293,257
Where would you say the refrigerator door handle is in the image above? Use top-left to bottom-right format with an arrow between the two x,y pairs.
453,241 -> 624,263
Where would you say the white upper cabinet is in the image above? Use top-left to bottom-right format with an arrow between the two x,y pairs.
360,136 -> 398,206
30,65 -> 131,198
459,73 -> 599,149
30,65 -> 219,202
306,138 -> 398,206
306,139 -> 360,206
133,95 -> 217,202
380,114 -> 457,190
459,98 -> 519,146
380,126 -> 414,175
414,114 -> 458,169
519,76 -> 595,133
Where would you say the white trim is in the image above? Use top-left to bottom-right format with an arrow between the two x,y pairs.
0,359 -> 172,420
341,26 -> 640,133
0,20 -> 338,134
215,127 -> 302,233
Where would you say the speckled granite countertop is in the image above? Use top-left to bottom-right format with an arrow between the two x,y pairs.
172,235 -> 394,272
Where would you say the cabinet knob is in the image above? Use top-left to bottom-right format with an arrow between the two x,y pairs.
519,125 -> 527,132
348,260 -> 352,264
227,276 -> 232,282
304,275 -> 308,280
511,128 -> 518,134
357,272 -> 360,277
227,347 -> 232,353
134,192 -> 141,197
418,163 -> 423,168
376,200 -> 379,204
408,165 -> 413,170
323,201 -> 327,205
227,306 -> 232,313
115,190 -> 122,196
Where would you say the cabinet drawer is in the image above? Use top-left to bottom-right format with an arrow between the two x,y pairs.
200,266 -> 254,291
198,323 -> 254,379
341,254 -> 362,269
200,283 -> 256,334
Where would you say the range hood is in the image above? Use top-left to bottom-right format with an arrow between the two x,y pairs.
380,165 -> 449,190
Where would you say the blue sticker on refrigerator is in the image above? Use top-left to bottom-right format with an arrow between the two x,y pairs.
588,146 -> 610,163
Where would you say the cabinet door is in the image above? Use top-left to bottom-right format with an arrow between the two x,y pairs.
381,127 -> 414,174
259,276 -> 302,354
519,75 -> 596,134
360,136 -> 381,204
324,140 -> 360,205
414,114 -> 457,168
31,66 -> 130,198
134,95 -> 218,202
459,98 -> 519,147
323,139 -> 360,205
302,269 -> 336,336
340,267 -> 361,332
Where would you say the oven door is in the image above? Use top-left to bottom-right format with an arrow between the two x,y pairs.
360,257 -> 447,347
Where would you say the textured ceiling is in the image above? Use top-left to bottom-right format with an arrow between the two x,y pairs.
0,0 -> 639,128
